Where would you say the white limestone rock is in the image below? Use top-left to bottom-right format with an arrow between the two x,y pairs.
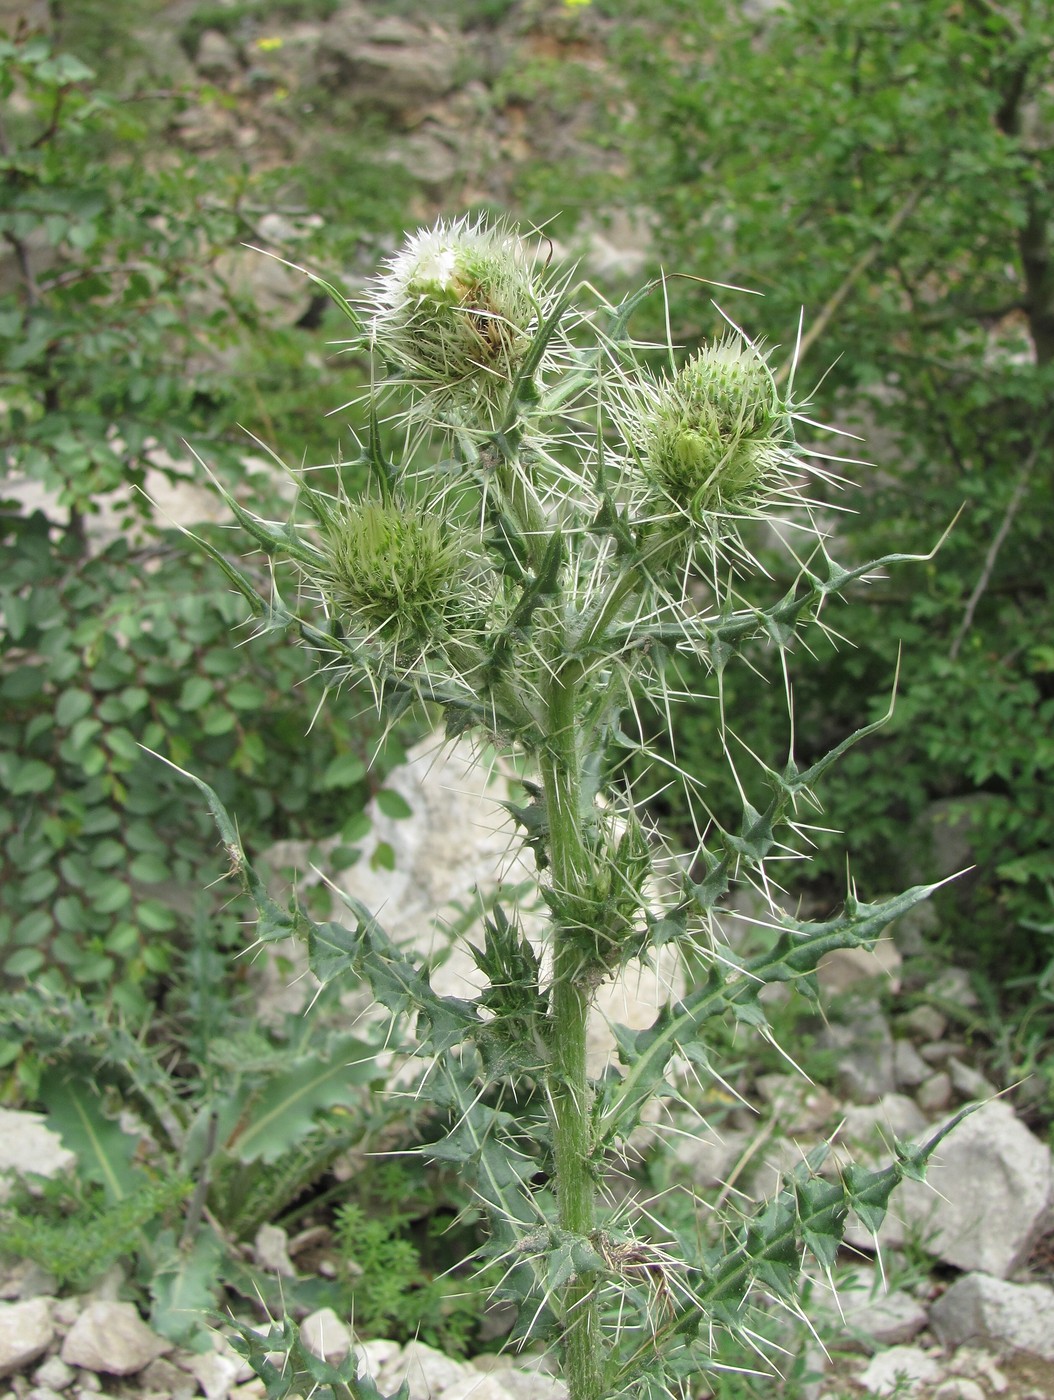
0,1111 -> 75,1199
378,1340 -> 468,1400
60,1301 -> 171,1376
858,1345 -> 942,1396
0,1298 -> 54,1379
929,1272 -> 1054,1362
301,1307 -> 353,1365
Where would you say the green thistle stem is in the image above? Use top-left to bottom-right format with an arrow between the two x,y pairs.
542,661 -> 605,1400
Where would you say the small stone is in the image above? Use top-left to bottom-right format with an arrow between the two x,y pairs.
300,1308 -> 352,1365
229,1383 -> 266,1400
817,942 -> 902,995
0,1110 -> 76,1199
933,1381 -> 986,1400
441,1377 -> 516,1400
0,1298 -> 54,1379
820,1002 -> 896,1104
32,1358 -> 74,1391
858,1345 -> 942,1396
917,1071 -> 953,1114
894,1039 -> 931,1089
25,1388 -> 65,1400
252,1223 -> 296,1277
948,1057 -> 995,1101
354,1340 -> 402,1379
138,1358 -> 195,1400
950,1347 -> 1008,1393
841,1094 -> 929,1153
378,1340 -> 468,1400
674,1127 -> 752,1189
495,1370 -> 568,1400
920,1040 -> 963,1065
901,1005 -> 947,1041
60,1301 -> 171,1376
756,1074 -> 839,1133
77,1374 -> 102,1393
51,1298 -> 80,1327
180,1350 -> 242,1400
930,1272 -> 1054,1361
930,966 -> 979,1008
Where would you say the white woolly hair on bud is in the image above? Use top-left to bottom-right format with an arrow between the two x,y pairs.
366,215 -> 553,429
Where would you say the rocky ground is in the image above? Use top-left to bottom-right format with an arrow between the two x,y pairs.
2,739 -> 1053,1400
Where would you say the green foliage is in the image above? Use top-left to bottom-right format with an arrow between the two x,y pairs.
0,971 -> 393,1343
610,0 -> 1054,981
0,28 -> 418,1021
0,1173 -> 189,1292
332,1171 -> 489,1356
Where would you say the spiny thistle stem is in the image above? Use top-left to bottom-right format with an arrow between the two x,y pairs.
198,214 -> 960,1400
542,659 -> 605,1400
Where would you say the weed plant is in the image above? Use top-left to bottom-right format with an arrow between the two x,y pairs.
184,217 -> 967,1399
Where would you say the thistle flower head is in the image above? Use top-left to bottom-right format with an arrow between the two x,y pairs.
314,498 -> 487,662
632,333 -> 800,550
367,216 -> 547,429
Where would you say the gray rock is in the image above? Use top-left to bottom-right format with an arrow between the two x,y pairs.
840,1094 -> 929,1153
354,1340 -> 402,1379
920,1039 -> 963,1065
673,1128 -> 753,1189
901,1005 -> 948,1042
857,1345 -> 942,1396
827,1267 -> 928,1350
916,1071 -> 953,1114
819,1003 -> 896,1103
494,1368 -> 567,1400
0,1110 -> 76,1198
60,1301 -> 171,1376
301,1308 -> 352,1365
817,941 -> 902,995
933,1381 -> 986,1400
378,1341 -> 468,1400
178,1350 -> 243,1400
929,965 -> 979,1009
0,1298 -> 54,1379
947,1057 -> 996,1101
929,1273 -> 1054,1361
196,29 -> 240,77
253,1224 -> 297,1277
25,1389 -> 65,1400
756,1074 -> 838,1133
848,1100 -> 1053,1276
441,1377 -> 516,1400
32,1358 -> 74,1391
324,10 -> 461,117
894,1039 -> 931,1089
137,1358 -> 196,1400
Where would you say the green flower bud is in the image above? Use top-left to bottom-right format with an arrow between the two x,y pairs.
315,499 -> 486,661
367,216 -> 546,428
638,334 -> 797,540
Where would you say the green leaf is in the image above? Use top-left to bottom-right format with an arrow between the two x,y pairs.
55,689 -> 93,727
7,759 -> 55,795
178,677 -> 213,710
129,853 -> 169,884
225,1038 -> 378,1164
40,1069 -> 140,1202
376,789 -> 412,820
321,752 -> 367,789
148,1224 -> 224,1347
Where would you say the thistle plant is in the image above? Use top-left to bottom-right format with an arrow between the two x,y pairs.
193,216 -> 964,1400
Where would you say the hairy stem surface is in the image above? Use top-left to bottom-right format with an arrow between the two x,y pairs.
542,661 -> 604,1400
